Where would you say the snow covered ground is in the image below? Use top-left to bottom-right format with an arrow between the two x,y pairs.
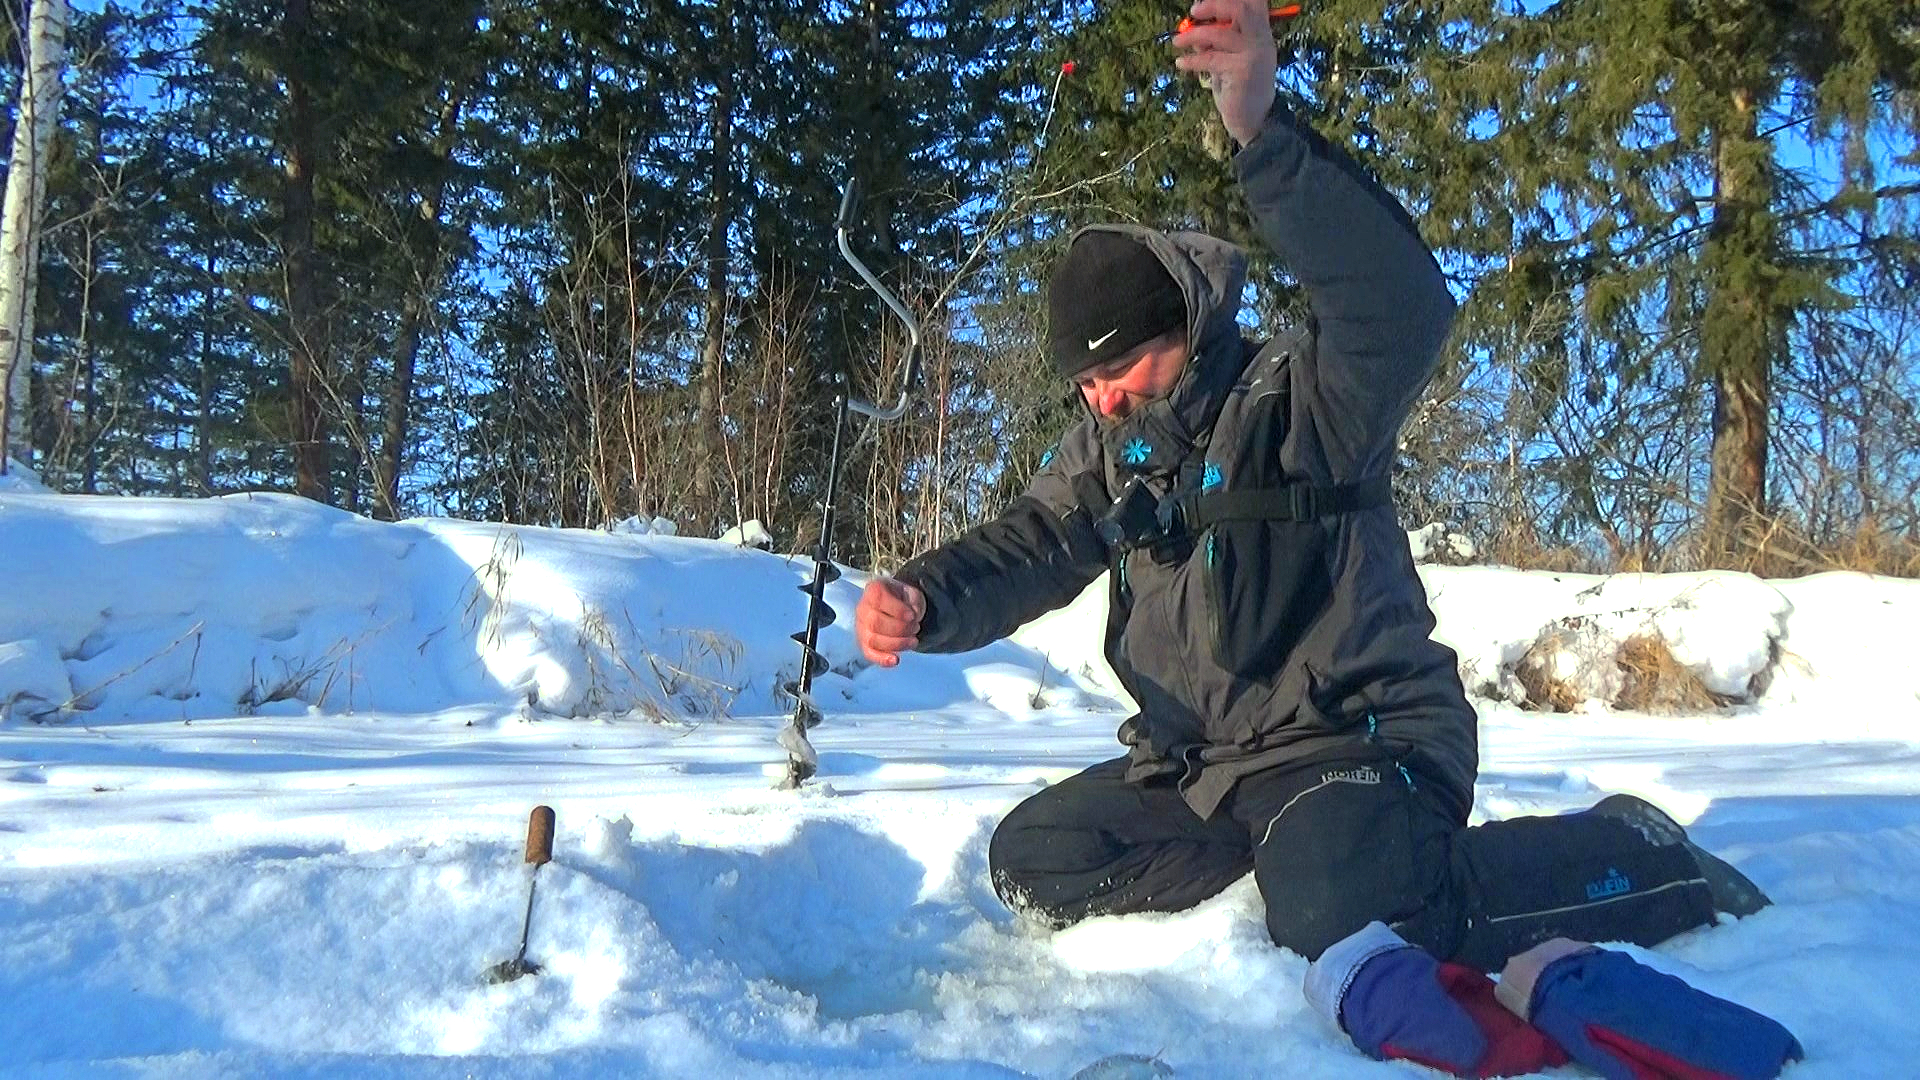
2,484 -> 1915,1078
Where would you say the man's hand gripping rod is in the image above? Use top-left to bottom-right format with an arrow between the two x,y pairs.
779,179 -> 922,789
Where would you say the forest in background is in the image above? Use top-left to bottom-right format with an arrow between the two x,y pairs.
1,0 -> 1916,576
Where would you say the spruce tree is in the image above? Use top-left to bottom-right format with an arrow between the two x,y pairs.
1405,0 -> 1920,564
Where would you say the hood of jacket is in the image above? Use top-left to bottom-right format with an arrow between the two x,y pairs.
1066,224 -> 1251,481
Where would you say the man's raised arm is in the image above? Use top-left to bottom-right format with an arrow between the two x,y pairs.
1176,0 -> 1456,469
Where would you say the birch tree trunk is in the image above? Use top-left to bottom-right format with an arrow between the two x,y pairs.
0,0 -> 71,473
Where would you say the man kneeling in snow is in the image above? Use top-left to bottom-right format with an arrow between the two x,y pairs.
855,2 -> 1800,1076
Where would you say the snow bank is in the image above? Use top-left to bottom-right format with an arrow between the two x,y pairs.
0,457 -> 45,493
0,490 -> 1117,725
8,487 -> 1917,725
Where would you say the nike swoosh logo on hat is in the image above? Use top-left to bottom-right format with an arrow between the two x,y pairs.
1088,328 -> 1118,351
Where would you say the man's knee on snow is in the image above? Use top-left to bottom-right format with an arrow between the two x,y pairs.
985,800 -> 1148,924
1247,761 -> 1455,961
985,811 -> 1069,918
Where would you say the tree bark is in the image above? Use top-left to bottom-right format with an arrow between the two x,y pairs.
378,291 -> 425,519
692,0 -> 735,532
1703,85 -> 1777,565
283,0 -> 330,503
0,0 -> 71,473
375,95 -> 464,521
198,248 -> 217,495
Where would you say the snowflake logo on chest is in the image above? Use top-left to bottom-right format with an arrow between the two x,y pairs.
1121,438 -> 1153,467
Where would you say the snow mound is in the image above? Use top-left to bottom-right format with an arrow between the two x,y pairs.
719,520 -> 774,550
1429,568 -> 1793,712
0,639 -> 72,722
608,514 -> 679,537
1408,522 -> 1477,563
0,458 -> 45,493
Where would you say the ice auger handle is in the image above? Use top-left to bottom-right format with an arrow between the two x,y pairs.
835,179 -> 921,421
836,178 -> 861,231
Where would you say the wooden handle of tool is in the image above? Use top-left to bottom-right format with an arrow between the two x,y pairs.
524,805 -> 556,866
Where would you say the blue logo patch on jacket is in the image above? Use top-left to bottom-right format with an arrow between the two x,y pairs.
1585,868 -> 1633,901
1202,462 -> 1223,491
1121,438 -> 1152,466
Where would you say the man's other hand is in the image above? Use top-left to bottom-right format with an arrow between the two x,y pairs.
856,578 -> 926,667
1172,0 -> 1279,146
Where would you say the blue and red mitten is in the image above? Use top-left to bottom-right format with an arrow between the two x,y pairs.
1305,922 -> 1568,1078
1497,939 -> 1803,1080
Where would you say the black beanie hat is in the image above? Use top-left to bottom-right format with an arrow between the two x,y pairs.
1047,231 -> 1187,378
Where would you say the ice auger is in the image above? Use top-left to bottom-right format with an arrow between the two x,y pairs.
778,178 -> 922,789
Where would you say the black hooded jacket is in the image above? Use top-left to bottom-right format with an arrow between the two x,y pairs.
895,107 -> 1476,821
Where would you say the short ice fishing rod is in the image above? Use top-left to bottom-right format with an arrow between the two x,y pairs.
1058,5 -> 1304,75
1160,3 -> 1302,43
778,178 -> 922,789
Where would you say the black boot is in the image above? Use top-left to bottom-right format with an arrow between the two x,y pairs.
1589,794 -> 1771,918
